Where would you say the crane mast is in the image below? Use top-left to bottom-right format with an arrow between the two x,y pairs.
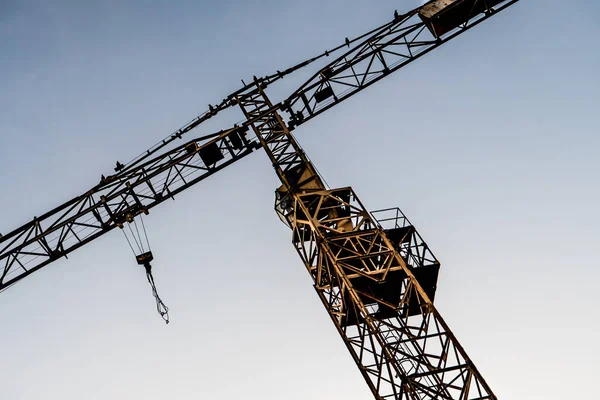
2,1 -> 521,398
237,86 -> 496,399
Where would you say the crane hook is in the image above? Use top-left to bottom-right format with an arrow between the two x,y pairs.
140,257 -> 170,324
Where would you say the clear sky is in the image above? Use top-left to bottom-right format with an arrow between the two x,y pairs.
1,1 -> 599,399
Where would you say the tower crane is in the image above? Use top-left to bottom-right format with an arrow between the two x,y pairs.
1,1 -> 520,399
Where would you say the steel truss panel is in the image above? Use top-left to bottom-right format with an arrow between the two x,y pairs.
0,0 -> 519,291
0,1 -> 522,396
238,89 -> 497,399
284,0 -> 520,127
0,130 -> 258,290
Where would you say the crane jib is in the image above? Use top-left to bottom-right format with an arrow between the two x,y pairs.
0,0 -> 520,291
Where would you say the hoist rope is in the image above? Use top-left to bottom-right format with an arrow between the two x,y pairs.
122,229 -> 136,255
121,216 -> 166,323
132,219 -> 145,253
126,223 -> 141,253
140,215 -> 151,252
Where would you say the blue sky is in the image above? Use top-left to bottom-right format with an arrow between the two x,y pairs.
1,1 -> 599,399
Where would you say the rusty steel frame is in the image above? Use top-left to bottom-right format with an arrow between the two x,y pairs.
0,1 -> 525,397
237,87 -> 496,399
0,0 -> 519,292
0,130 -> 259,290
283,0 -> 520,127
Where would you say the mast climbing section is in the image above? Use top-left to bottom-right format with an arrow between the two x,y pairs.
237,88 -> 497,400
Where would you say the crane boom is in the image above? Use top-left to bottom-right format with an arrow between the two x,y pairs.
284,0 -> 519,127
1,0 -> 519,302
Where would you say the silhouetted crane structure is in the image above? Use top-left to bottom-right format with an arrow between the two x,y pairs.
1,1 -> 521,398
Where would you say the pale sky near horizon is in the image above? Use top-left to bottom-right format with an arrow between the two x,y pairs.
1,1 -> 599,399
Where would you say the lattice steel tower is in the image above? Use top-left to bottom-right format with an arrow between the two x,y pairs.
1,1 -> 521,399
